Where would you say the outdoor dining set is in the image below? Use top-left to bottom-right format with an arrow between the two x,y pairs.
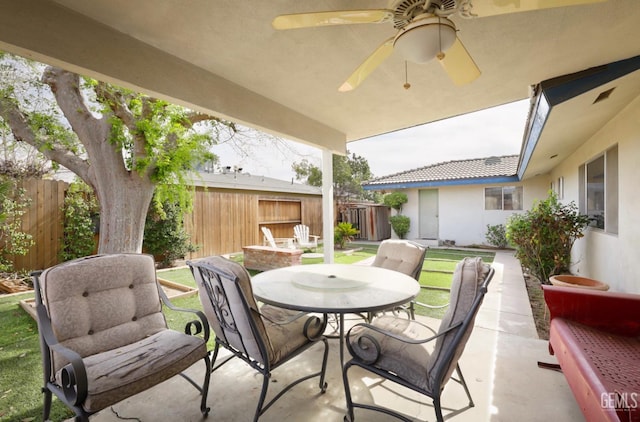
31,239 -> 494,422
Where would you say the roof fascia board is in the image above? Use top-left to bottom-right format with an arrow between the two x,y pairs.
363,175 -> 520,191
518,55 -> 640,179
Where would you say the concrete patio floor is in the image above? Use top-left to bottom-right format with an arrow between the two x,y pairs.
88,251 -> 582,422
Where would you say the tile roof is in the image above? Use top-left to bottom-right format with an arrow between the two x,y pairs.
363,155 -> 520,188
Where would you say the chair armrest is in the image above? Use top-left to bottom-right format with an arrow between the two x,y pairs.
159,285 -> 210,342
542,285 -> 640,337
412,286 -> 450,310
35,301 -> 88,406
346,320 -> 461,365
412,300 -> 449,310
259,306 -> 327,341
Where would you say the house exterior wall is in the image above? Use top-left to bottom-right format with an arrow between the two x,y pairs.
390,177 -> 549,246
547,95 -> 640,293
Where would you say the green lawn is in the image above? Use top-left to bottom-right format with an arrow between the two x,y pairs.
0,246 -> 494,422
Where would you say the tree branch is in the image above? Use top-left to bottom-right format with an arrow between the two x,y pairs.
186,112 -> 223,126
42,67 -> 107,143
42,66 -> 126,181
0,96 -> 91,181
94,81 -> 137,132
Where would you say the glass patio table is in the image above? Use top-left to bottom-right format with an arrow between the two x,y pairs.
251,263 -> 420,366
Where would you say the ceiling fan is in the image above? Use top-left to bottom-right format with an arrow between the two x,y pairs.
272,0 -> 606,92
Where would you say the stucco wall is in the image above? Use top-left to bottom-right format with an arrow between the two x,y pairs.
549,95 -> 640,292
394,177 -> 548,247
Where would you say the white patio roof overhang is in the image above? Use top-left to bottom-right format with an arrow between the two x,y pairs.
1,0 -> 639,258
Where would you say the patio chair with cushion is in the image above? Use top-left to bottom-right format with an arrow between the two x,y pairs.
32,253 -> 211,422
187,256 -> 329,422
342,257 -> 494,422
293,224 -> 320,251
369,239 -> 431,319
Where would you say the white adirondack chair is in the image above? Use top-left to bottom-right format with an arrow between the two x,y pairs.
261,227 -> 294,249
293,224 -> 319,251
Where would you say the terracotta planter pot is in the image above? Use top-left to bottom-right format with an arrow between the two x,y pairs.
549,275 -> 609,291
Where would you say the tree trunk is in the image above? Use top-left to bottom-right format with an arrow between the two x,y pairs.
39,66 -> 156,254
95,173 -> 154,254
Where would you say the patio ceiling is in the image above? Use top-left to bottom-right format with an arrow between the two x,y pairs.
0,0 -> 639,158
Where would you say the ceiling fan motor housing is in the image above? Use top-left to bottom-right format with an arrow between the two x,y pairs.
393,16 -> 457,64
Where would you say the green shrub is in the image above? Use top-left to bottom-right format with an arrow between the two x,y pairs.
60,180 -> 98,261
383,192 -> 408,212
389,215 -> 410,239
334,222 -> 359,249
143,199 -> 198,268
485,224 -> 508,248
506,192 -> 589,284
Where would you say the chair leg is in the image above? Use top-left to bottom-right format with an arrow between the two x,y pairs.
254,373 -> 271,422
42,387 -> 52,421
200,354 -> 212,416
433,396 -> 444,422
456,363 -> 474,407
318,338 -> 329,392
342,361 -> 356,422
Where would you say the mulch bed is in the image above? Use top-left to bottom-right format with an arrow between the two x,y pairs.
523,273 -> 550,340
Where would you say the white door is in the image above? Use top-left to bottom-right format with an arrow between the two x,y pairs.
419,189 -> 439,239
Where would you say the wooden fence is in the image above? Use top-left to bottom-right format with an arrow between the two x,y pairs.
184,187 -> 323,259
8,179 -> 68,272
340,203 -> 391,241
7,180 -> 327,271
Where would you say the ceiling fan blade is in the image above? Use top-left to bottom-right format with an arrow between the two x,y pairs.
272,9 -> 393,30
339,37 -> 395,92
438,38 -> 481,86
463,0 -> 606,18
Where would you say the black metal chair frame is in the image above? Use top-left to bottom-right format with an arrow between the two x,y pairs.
188,260 -> 330,422
32,269 -> 212,422
342,265 -> 495,422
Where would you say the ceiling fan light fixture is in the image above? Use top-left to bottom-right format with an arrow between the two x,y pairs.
393,16 -> 456,64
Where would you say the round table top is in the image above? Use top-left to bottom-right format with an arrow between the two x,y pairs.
252,263 -> 420,313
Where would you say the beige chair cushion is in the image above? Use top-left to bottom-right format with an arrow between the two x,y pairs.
348,257 -> 488,392
41,254 -> 208,413
191,256 -> 273,364
78,330 -> 206,412
427,257 -> 488,387
261,305 -> 322,365
371,240 -> 425,280
41,254 -> 167,375
192,256 -> 320,366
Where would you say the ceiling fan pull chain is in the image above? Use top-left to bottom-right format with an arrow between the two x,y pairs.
437,16 -> 446,61
404,61 -> 411,90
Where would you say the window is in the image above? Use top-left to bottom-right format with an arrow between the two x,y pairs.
484,186 -> 523,210
557,177 -> 564,200
579,145 -> 618,234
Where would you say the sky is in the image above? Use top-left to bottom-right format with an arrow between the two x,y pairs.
210,99 -> 531,181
